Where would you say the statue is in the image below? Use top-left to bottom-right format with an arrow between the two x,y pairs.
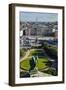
29,56 -> 38,74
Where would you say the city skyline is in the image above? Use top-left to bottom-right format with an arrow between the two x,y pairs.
20,12 -> 58,22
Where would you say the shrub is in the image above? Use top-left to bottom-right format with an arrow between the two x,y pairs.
43,44 -> 57,59
43,68 -> 57,76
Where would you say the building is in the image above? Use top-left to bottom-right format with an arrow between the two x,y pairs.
20,22 -> 58,48
52,25 -> 58,39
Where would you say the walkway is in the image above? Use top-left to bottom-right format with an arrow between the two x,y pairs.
31,71 -> 52,77
20,49 -> 35,61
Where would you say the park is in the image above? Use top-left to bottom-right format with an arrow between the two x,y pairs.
20,41 -> 58,78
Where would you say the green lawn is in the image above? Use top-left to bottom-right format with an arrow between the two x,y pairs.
20,58 -> 31,71
20,57 -> 49,71
37,57 -> 49,70
20,48 -> 49,71
28,49 -> 38,56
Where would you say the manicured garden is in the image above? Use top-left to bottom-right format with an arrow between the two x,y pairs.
20,48 -> 51,72
20,44 -> 57,77
20,57 -> 49,71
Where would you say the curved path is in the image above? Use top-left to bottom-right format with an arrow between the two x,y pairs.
20,50 -> 30,61
20,49 -> 35,62
31,71 -> 52,77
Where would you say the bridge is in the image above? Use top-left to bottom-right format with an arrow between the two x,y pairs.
21,36 -> 55,40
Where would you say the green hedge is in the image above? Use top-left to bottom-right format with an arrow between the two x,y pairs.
43,44 -> 57,59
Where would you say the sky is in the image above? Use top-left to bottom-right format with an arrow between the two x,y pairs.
20,12 -> 58,22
